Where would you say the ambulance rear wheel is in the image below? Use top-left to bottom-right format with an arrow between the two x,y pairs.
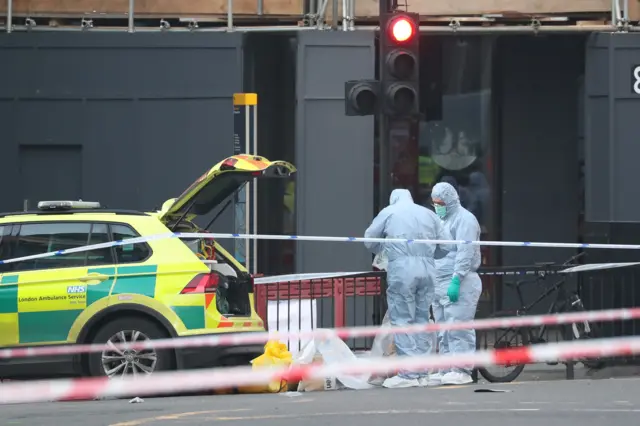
87,317 -> 174,378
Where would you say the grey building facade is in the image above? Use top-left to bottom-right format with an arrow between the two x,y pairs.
1,30 -> 639,319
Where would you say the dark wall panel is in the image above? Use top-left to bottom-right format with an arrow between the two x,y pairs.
244,34 -> 297,276
19,145 -> 83,206
0,33 -> 243,252
294,31 -> 375,275
498,36 -> 584,311
294,31 -> 376,334
585,33 -> 640,222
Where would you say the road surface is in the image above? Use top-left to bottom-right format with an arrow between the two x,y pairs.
4,378 -> 640,426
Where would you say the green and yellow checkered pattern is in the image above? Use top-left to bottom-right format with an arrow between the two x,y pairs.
0,262 -> 261,347
0,265 -> 165,346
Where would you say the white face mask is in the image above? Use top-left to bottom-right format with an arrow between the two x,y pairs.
434,204 -> 447,219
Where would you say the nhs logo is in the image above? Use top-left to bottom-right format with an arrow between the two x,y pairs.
67,286 -> 86,294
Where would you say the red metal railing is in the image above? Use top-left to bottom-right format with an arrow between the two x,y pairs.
253,272 -> 386,351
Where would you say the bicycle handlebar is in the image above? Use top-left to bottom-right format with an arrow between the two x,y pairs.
562,251 -> 586,266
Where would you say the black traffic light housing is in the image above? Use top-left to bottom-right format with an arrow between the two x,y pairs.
344,80 -> 380,116
379,12 -> 420,117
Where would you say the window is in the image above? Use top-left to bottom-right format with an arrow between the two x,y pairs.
418,37 -> 493,234
111,224 -> 151,264
0,225 -> 9,265
0,222 -> 114,273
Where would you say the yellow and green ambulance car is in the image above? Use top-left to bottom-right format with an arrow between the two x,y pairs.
0,154 -> 295,379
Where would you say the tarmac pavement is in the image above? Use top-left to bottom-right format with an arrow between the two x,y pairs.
498,362 -> 640,382
4,375 -> 640,426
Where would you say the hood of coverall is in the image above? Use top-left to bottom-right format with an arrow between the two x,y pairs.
440,176 -> 459,193
389,188 -> 413,205
431,182 -> 460,218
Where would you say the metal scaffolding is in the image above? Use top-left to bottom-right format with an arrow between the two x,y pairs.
1,0 -> 637,33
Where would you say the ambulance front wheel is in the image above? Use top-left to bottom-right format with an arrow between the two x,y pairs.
87,316 -> 175,378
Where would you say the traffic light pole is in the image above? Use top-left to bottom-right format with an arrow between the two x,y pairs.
377,10 -> 420,210
379,0 -> 388,15
378,114 -> 391,210
378,0 -> 391,210
344,7 -> 418,210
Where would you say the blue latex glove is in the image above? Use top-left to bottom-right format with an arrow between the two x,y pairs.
447,275 -> 461,303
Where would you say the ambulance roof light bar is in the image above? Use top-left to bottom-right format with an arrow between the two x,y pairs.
37,200 -> 102,210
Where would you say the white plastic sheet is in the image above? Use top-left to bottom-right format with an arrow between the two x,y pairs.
370,311 -> 394,358
293,331 -> 374,390
372,251 -> 389,271
267,299 -> 317,356
315,333 -> 373,390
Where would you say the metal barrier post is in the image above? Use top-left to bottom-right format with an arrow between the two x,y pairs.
565,361 -> 575,380
564,325 -> 575,379
6,0 -> 12,33
334,278 -> 346,328
232,93 -> 258,274
128,0 -> 135,33
228,0 -> 234,30
254,283 -> 268,327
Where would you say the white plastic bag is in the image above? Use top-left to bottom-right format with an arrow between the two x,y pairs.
293,340 -> 317,365
314,331 -> 374,390
372,251 -> 388,271
370,311 -> 394,358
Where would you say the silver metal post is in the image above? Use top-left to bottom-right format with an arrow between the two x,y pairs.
244,105 -> 250,270
6,0 -> 12,33
623,0 -> 629,22
331,0 -> 338,29
349,0 -> 355,30
342,0 -> 347,30
258,0 -> 263,16
128,0 -> 135,33
228,0 -> 234,30
317,0 -> 328,28
309,0 -> 316,19
252,104 -> 258,275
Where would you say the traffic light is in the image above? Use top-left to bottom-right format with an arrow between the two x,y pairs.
344,80 -> 379,116
379,12 -> 420,117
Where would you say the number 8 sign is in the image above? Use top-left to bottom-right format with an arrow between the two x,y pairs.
634,65 -> 640,95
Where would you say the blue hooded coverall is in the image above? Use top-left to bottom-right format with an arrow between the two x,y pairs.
364,189 -> 452,379
431,182 -> 482,376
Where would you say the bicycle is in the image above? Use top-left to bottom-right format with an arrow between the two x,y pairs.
477,252 -> 605,383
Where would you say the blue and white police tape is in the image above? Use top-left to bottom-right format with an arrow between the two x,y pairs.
180,232 -> 640,250
3,231 -> 640,266
0,232 -> 177,265
253,263 -> 640,283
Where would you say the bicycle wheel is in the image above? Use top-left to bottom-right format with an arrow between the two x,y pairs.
564,318 -> 606,370
477,315 -> 530,383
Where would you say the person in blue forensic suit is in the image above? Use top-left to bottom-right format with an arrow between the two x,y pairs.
364,188 -> 453,389
430,182 -> 482,385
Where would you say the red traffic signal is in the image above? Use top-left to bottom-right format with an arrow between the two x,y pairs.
388,15 -> 417,44
379,12 -> 420,117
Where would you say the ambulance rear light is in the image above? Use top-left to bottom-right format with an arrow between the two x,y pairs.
37,200 -> 102,210
180,273 -> 219,294
220,158 -> 239,171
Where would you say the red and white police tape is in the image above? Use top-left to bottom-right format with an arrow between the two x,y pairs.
2,307 -> 640,359
1,335 -> 639,404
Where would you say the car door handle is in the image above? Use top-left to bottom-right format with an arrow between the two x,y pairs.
79,273 -> 110,283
